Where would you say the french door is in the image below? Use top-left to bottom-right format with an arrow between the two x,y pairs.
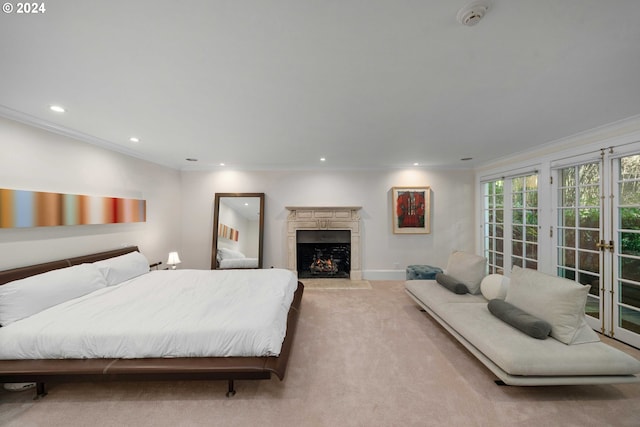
554,145 -> 640,348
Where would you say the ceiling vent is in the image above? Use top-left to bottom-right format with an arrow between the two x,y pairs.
457,1 -> 491,26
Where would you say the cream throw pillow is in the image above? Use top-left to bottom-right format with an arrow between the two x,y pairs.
505,266 -> 600,345
480,274 -> 510,300
445,251 -> 487,294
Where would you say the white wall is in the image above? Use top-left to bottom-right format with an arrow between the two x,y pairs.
0,117 -> 181,269
180,168 -> 475,279
0,117 -> 477,277
6,113 -> 638,279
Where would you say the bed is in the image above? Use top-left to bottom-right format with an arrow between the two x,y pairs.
216,247 -> 259,269
0,247 -> 303,398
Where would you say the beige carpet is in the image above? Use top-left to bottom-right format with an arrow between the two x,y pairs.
1,281 -> 639,427
301,278 -> 372,289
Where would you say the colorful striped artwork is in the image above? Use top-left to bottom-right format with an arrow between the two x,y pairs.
0,189 -> 146,228
218,223 -> 239,241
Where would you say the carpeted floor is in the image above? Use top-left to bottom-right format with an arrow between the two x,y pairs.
300,278 -> 372,289
1,281 -> 639,426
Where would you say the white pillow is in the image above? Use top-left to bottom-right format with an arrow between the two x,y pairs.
218,248 -> 246,260
445,251 -> 487,294
480,274 -> 510,300
0,263 -> 107,326
505,266 -> 600,345
94,251 -> 150,286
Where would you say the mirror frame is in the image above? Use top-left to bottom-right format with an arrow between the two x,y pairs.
211,192 -> 265,269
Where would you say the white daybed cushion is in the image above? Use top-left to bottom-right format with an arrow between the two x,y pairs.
505,266 -> 599,345
0,264 -> 107,326
405,280 -> 486,310
480,274 -> 510,300
442,303 -> 640,376
445,251 -> 487,294
93,251 -> 150,286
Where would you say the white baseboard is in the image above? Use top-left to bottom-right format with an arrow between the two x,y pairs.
362,270 -> 406,281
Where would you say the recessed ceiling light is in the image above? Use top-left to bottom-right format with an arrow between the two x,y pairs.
186,158 -> 198,162
461,157 -> 473,161
413,162 -> 420,166
129,137 -> 140,143
49,105 -> 65,113
219,163 -> 225,166
320,157 -> 326,162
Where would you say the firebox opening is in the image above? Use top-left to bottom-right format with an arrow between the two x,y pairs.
296,230 -> 351,279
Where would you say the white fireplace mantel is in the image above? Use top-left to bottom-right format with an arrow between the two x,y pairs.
286,206 -> 362,280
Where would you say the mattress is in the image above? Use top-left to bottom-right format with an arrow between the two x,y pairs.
0,268 -> 298,359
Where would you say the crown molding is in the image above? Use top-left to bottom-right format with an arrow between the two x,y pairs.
0,105 -> 179,170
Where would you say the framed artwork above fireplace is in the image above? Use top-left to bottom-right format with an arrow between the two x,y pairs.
392,186 -> 431,234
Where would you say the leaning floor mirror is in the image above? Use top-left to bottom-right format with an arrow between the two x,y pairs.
211,193 -> 264,269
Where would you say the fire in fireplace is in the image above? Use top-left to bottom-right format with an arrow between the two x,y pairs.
310,252 -> 338,274
296,230 -> 350,279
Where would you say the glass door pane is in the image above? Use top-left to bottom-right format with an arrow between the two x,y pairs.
483,180 -> 504,274
556,162 -> 602,321
613,154 -> 640,345
511,174 -> 538,270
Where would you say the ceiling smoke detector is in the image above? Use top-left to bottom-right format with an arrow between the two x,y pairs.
457,1 -> 491,26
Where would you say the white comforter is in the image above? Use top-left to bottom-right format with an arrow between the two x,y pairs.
0,268 -> 298,359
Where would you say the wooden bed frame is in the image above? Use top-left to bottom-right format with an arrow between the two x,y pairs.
0,247 -> 304,398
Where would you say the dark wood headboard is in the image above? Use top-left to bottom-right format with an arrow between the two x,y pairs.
0,246 -> 139,285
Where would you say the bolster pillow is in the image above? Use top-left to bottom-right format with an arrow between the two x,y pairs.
488,299 -> 552,340
435,273 -> 469,295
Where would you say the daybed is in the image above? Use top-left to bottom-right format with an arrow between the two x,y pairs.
0,247 -> 303,398
405,251 -> 640,386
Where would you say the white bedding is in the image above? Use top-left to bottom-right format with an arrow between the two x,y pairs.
0,268 -> 298,359
219,258 -> 259,269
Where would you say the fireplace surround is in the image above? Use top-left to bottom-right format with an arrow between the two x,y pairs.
286,206 -> 362,280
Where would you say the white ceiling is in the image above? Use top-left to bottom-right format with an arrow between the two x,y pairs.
1,0 -> 640,171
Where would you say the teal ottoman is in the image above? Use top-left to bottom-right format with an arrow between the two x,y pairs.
406,265 -> 443,280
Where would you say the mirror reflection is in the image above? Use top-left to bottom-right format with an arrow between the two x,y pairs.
211,193 -> 264,269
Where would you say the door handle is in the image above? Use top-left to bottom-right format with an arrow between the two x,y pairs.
596,240 -> 614,252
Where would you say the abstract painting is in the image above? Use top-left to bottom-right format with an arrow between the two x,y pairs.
392,186 -> 431,234
0,188 -> 146,228
218,223 -> 239,241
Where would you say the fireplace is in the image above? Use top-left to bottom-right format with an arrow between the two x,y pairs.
286,206 -> 362,280
296,230 -> 351,278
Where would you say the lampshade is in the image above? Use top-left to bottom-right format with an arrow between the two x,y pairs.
167,251 -> 181,269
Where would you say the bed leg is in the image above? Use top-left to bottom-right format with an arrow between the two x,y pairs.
226,380 -> 236,397
34,382 -> 47,399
